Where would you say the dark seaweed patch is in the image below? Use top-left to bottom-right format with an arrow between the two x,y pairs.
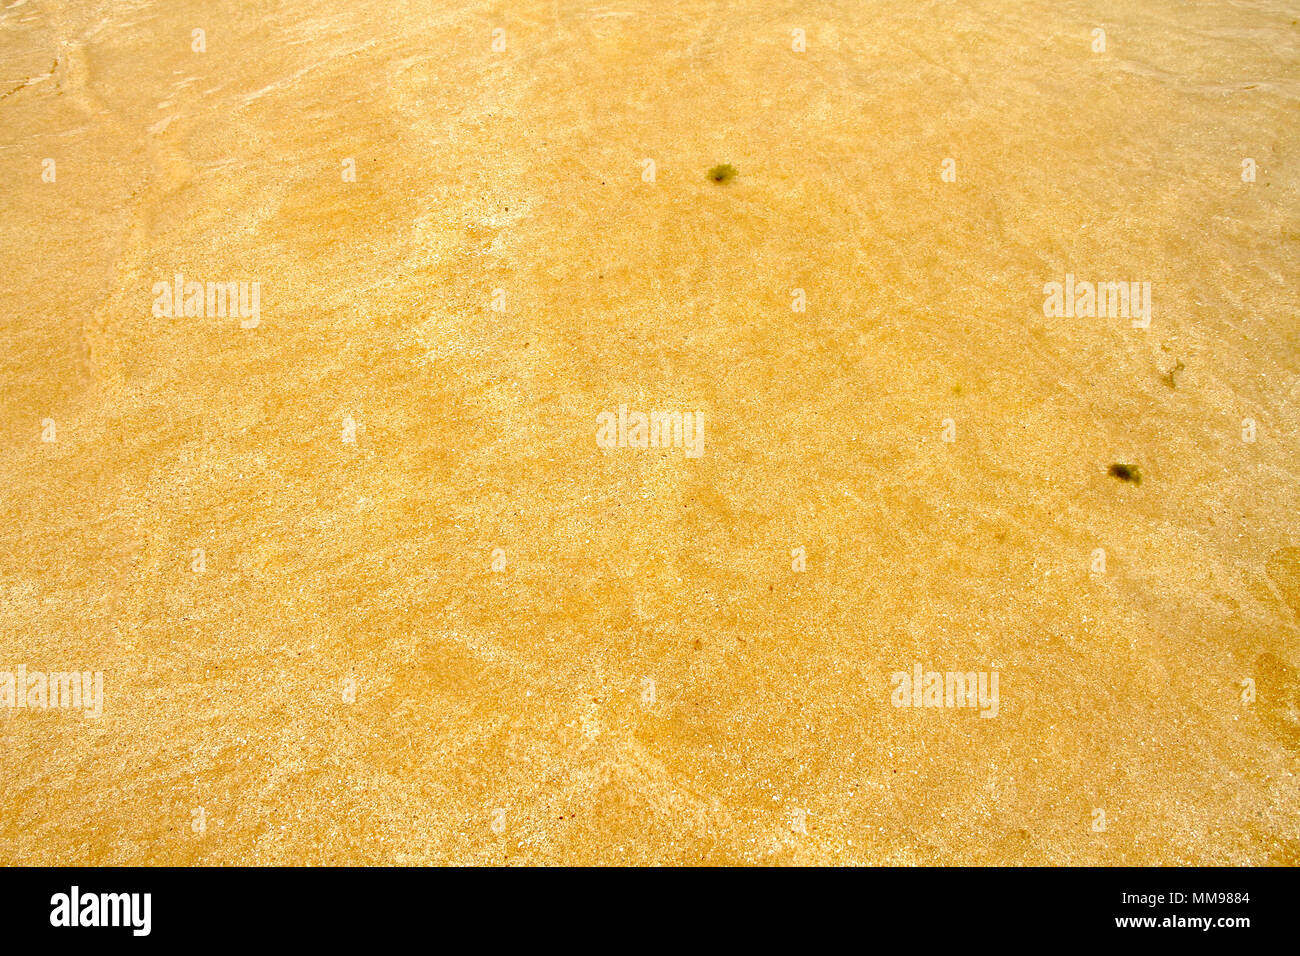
1108,463 -> 1142,485
1164,359 -> 1185,389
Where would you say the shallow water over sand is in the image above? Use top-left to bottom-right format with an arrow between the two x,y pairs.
1,0 -> 1298,863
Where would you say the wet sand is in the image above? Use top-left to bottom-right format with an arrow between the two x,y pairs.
1,0 -> 1298,864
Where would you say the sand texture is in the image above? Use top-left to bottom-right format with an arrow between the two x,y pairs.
1,0 -> 1298,864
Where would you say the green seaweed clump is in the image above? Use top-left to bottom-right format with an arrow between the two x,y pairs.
1108,462 -> 1142,485
708,163 -> 737,183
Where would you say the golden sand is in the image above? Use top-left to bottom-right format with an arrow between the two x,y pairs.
1,0 -> 1298,864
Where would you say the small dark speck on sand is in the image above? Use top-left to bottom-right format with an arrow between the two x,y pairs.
1108,463 -> 1142,485
708,163 -> 737,183
1164,359 -> 1185,389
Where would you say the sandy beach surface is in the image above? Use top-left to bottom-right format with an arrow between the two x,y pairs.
1,0 -> 1298,864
